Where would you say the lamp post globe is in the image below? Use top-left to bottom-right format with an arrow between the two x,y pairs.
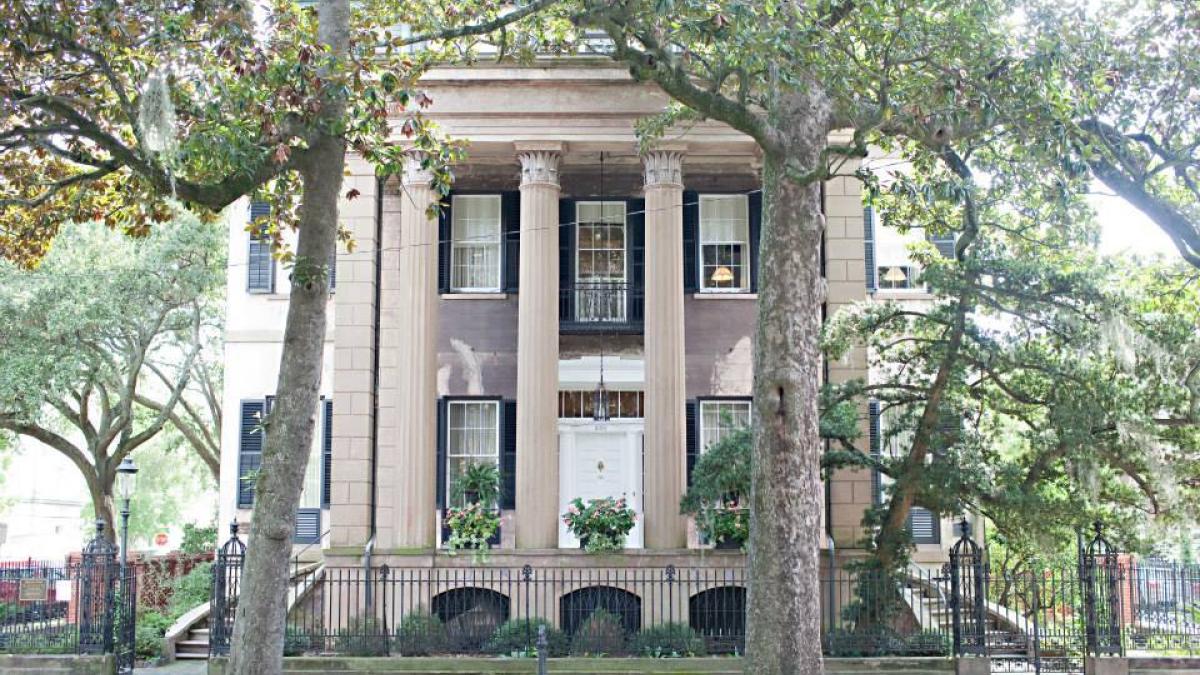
115,458 -> 138,572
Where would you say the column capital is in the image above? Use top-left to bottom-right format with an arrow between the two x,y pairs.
516,143 -> 562,188
641,148 -> 685,189
401,150 -> 434,187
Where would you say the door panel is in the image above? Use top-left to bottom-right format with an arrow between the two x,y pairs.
558,425 -> 644,549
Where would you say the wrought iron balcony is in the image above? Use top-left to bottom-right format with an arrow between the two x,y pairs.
559,281 -> 644,334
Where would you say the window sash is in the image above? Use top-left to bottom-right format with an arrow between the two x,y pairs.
445,400 -> 501,508
698,195 -> 750,291
699,400 -> 751,452
450,195 -> 502,291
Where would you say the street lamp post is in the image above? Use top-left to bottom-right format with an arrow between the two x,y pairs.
116,458 -> 139,574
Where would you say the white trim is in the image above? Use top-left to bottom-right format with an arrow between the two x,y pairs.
444,399 -> 502,508
450,194 -> 503,293
442,293 -> 509,300
698,194 -> 751,292
691,292 -> 757,300
558,356 -> 644,389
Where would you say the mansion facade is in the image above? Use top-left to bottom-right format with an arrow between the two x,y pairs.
216,59 -> 960,569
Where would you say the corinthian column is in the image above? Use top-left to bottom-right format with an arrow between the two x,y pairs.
642,147 -> 688,549
514,143 -> 563,549
390,151 -> 439,548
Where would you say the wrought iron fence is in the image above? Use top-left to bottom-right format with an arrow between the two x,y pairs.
0,521 -> 136,672
205,521 -> 1200,665
559,281 -> 644,332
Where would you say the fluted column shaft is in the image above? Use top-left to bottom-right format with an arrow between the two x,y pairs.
642,149 -> 688,549
514,144 -> 562,549
392,152 -> 439,548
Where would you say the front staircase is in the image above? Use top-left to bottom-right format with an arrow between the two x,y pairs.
174,617 -> 211,659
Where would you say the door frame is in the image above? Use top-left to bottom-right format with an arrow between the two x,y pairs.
557,417 -> 644,549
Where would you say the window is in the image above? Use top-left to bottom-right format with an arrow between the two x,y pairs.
699,195 -> 750,291
558,390 -> 644,418
699,400 -> 751,451
445,400 -> 500,507
877,265 -> 916,290
450,195 -> 502,291
575,201 -> 627,321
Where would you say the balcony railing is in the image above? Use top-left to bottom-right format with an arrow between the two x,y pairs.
560,281 -> 643,334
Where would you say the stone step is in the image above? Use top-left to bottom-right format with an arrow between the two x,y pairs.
177,651 -> 210,659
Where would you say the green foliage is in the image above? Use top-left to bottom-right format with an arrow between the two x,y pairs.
135,610 -> 174,660
166,562 -> 213,621
680,421 -> 752,546
284,626 -> 322,657
179,523 -> 217,555
629,623 -> 707,658
482,618 -> 568,658
334,616 -> 390,657
568,609 -> 627,656
451,461 -> 501,507
392,612 -> 448,656
444,503 -> 499,560
825,627 -> 948,657
561,497 -> 637,553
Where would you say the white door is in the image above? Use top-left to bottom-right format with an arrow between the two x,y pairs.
558,423 -> 644,549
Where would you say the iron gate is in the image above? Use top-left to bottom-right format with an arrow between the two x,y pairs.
948,520 -> 1126,674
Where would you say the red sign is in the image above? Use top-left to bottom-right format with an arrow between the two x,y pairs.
154,532 -> 169,547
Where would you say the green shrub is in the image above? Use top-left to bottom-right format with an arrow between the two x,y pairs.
569,609 -> 627,656
629,623 -> 707,657
135,610 -> 173,660
904,629 -> 950,656
392,612 -> 448,656
334,616 -> 390,657
284,625 -> 322,656
483,618 -> 568,657
179,523 -> 218,554
824,627 -> 907,657
166,562 -> 212,620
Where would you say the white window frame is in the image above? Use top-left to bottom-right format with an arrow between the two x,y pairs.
445,399 -> 501,508
698,195 -> 751,292
699,399 -> 752,452
450,195 -> 503,293
575,201 -> 628,322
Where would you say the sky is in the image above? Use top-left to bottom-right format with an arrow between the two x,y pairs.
1092,185 -> 1179,259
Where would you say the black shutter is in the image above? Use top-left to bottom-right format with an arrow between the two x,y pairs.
438,196 -> 452,293
929,231 -> 957,259
907,508 -> 940,544
868,400 -> 882,506
559,199 -> 575,321
685,401 -> 698,484
502,191 -> 521,292
864,206 -> 877,291
682,190 -> 699,293
627,198 -> 645,323
294,509 -> 321,544
247,200 -> 274,293
321,398 -> 333,508
748,192 -> 762,292
328,251 -> 337,291
501,400 -> 517,509
237,400 -> 266,508
436,398 -> 448,508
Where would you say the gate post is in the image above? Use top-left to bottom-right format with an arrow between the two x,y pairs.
210,521 -> 246,656
949,518 -> 987,657
77,520 -> 117,655
1081,521 -> 1123,656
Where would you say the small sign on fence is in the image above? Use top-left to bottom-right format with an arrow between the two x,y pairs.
18,578 -> 48,602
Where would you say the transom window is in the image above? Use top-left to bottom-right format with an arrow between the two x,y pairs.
699,400 -> 751,451
445,400 -> 500,507
558,390 -> 644,419
451,195 -> 502,292
699,195 -> 750,292
576,201 -> 627,322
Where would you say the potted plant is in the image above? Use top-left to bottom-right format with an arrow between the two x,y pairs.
444,502 -> 500,561
445,461 -> 502,560
561,497 -> 637,553
453,461 -> 500,507
680,422 -> 751,550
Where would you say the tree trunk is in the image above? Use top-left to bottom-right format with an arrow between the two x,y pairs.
226,2 -> 347,673
746,88 -> 830,675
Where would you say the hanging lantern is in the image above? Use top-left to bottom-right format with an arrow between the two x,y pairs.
593,352 -> 610,422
